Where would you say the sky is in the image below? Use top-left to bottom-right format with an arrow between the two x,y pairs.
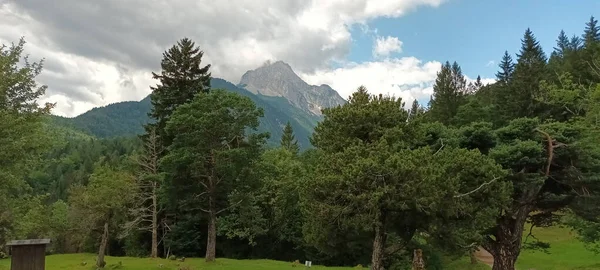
0,0 -> 597,117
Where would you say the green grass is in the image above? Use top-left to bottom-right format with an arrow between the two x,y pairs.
0,226 -> 597,270
0,254 -> 353,270
516,225 -> 600,270
444,257 -> 490,270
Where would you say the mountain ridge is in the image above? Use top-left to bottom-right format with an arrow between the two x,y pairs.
50,62 -> 345,149
239,60 -> 346,115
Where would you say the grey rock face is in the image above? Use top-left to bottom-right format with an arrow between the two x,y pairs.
239,61 -> 346,115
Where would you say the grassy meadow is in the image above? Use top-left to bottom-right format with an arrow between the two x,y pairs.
0,226 -> 597,270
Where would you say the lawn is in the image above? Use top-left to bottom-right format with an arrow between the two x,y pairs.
516,225 -> 600,270
0,226 -> 597,270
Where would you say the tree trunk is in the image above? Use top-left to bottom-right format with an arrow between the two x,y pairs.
205,196 -> 217,262
97,221 -> 109,268
151,182 -> 158,258
470,251 -> 477,264
487,206 -> 530,270
371,212 -> 386,270
491,245 -> 518,270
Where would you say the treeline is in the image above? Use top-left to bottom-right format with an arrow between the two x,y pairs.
1,16 -> 600,270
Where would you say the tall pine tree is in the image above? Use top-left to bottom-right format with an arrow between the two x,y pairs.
428,61 -> 467,125
142,38 -> 211,258
583,16 -> 600,47
146,37 -> 211,145
581,16 -> 600,83
509,28 -> 548,119
554,30 -> 570,57
495,51 -> 515,85
280,122 -> 299,154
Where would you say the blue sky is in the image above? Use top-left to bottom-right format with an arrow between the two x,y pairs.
348,0 -> 599,79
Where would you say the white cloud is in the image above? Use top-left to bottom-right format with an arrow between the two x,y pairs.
0,0 -> 447,117
301,57 -> 441,105
300,59 -> 496,108
373,36 -> 403,57
486,60 -> 496,67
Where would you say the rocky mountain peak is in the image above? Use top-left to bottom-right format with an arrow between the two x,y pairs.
238,61 -> 346,116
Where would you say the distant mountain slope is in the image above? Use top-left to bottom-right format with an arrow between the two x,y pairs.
51,97 -> 152,138
52,78 -> 323,148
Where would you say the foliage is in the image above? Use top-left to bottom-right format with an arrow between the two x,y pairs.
67,163 -> 136,254
147,37 -> 211,146
161,89 -> 267,261
52,78 -> 320,148
280,122 -> 300,154
0,37 -> 54,249
306,87 -> 510,269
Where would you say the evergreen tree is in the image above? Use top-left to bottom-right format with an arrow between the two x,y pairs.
474,75 -> 484,90
280,122 -> 299,154
428,61 -> 467,125
495,51 -> 515,85
307,87 -> 510,270
146,38 -> 211,145
509,28 -> 548,118
580,16 -> 600,84
570,34 -> 583,51
549,30 -> 577,81
583,16 -> 600,47
554,30 -> 570,57
161,89 -> 267,262
409,99 -> 423,119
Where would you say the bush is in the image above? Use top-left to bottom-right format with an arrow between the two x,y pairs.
169,255 -> 177,260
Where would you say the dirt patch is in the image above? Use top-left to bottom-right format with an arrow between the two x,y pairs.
474,246 -> 494,267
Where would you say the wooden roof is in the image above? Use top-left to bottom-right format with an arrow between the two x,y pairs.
6,239 -> 51,246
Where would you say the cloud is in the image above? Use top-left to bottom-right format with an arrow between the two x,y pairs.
0,0 -> 446,117
300,59 -> 496,108
301,57 -> 441,105
486,60 -> 496,67
373,36 -> 403,57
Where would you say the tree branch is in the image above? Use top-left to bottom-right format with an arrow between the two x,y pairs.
454,177 -> 500,198
534,128 -> 567,177
434,138 -> 445,155
216,199 -> 244,215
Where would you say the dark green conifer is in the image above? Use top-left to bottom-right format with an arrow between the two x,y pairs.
146,37 -> 211,145
510,28 -> 548,118
280,121 -> 299,154
495,51 -> 515,85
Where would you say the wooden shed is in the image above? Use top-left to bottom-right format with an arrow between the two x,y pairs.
6,239 -> 50,270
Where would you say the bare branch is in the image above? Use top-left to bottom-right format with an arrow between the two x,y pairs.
216,199 -> 244,215
454,177 -> 500,198
534,128 -> 568,177
433,138 -> 445,155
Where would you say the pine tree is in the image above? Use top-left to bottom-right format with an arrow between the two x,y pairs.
146,38 -> 211,145
495,51 -> 515,85
580,16 -> 600,84
428,61 -> 467,125
409,99 -> 423,119
510,28 -> 548,118
570,34 -> 583,51
474,75 -> 484,90
554,30 -> 570,57
549,30 -> 575,79
583,16 -> 600,47
280,122 -> 299,154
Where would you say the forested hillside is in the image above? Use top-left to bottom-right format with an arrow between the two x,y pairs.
1,16 -> 600,270
51,74 -> 333,149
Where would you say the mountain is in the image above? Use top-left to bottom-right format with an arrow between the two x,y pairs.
239,61 -> 346,115
51,62 -> 346,149
51,97 -> 152,138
